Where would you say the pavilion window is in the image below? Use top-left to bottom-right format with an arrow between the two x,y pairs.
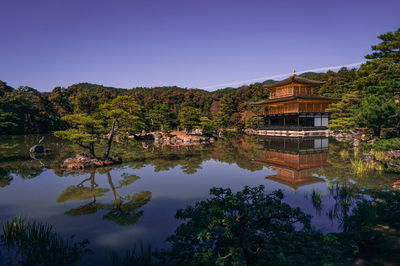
314,117 -> 322,127
306,117 -> 314,127
321,114 -> 328,127
286,116 -> 297,126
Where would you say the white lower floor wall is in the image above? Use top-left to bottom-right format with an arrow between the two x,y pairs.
245,129 -> 330,137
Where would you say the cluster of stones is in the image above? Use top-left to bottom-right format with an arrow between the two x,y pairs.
60,154 -> 122,171
362,150 -> 400,168
152,131 -> 215,146
361,150 -> 400,190
331,131 -> 383,149
331,131 -> 362,148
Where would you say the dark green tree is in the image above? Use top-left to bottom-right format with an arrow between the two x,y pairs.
54,114 -> 103,157
148,104 -> 176,131
244,114 -> 258,129
216,95 -> 237,128
178,106 -> 201,132
199,116 -> 215,135
365,28 -> 400,63
100,95 -> 146,159
0,109 -> 18,133
71,92 -> 102,115
48,86 -> 73,114
319,67 -> 358,98
327,28 -> 400,133
356,95 -> 400,137
327,91 -> 362,132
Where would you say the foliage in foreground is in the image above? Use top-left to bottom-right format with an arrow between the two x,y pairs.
153,185 -> 400,265
110,244 -> 153,266
157,185 -> 357,265
0,216 -> 91,265
2,185 -> 400,265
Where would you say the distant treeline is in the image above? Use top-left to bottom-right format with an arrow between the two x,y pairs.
0,28 -> 399,136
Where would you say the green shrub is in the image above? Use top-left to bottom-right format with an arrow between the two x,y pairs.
368,138 -> 400,151
340,149 -> 350,160
157,185 -> 355,265
1,217 -> 91,265
351,159 -> 374,174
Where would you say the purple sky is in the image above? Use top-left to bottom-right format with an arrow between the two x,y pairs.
0,0 -> 399,91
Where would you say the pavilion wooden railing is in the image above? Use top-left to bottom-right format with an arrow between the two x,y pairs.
255,126 -> 327,131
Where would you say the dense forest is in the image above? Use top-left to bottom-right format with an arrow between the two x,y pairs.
0,28 -> 399,139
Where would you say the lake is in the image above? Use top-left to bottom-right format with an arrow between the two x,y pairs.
0,134 -> 399,265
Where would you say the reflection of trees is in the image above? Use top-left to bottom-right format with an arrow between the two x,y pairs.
213,136 -> 264,172
6,134 -> 398,189
103,171 -> 151,226
180,153 -> 204,174
0,134 -> 73,182
326,184 -> 360,231
57,170 -> 151,226
57,173 -> 109,202
120,143 -> 214,174
1,134 -> 267,180
319,140 -> 399,189
324,183 -> 400,233
113,137 -> 264,174
0,168 -> 12,188
57,172 -> 109,216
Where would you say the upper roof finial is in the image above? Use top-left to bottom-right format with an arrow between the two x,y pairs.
291,70 -> 296,76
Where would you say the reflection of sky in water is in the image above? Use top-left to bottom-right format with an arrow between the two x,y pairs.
0,158 -> 341,264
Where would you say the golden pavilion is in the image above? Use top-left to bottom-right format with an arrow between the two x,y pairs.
250,71 -> 339,137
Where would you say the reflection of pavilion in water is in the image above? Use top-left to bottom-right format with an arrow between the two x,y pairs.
254,137 -> 330,192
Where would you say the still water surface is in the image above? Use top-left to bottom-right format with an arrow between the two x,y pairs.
0,135 -> 398,264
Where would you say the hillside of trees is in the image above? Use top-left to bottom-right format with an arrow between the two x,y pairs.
0,28 -> 399,139
0,78 -> 270,134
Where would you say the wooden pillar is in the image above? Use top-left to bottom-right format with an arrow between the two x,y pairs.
283,116 -> 286,127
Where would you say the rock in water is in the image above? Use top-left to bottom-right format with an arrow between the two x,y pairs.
29,145 -> 44,153
393,180 -> 400,191
112,156 -> 122,164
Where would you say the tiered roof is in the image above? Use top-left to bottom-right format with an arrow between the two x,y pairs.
251,95 -> 339,106
250,72 -> 340,106
264,74 -> 325,89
